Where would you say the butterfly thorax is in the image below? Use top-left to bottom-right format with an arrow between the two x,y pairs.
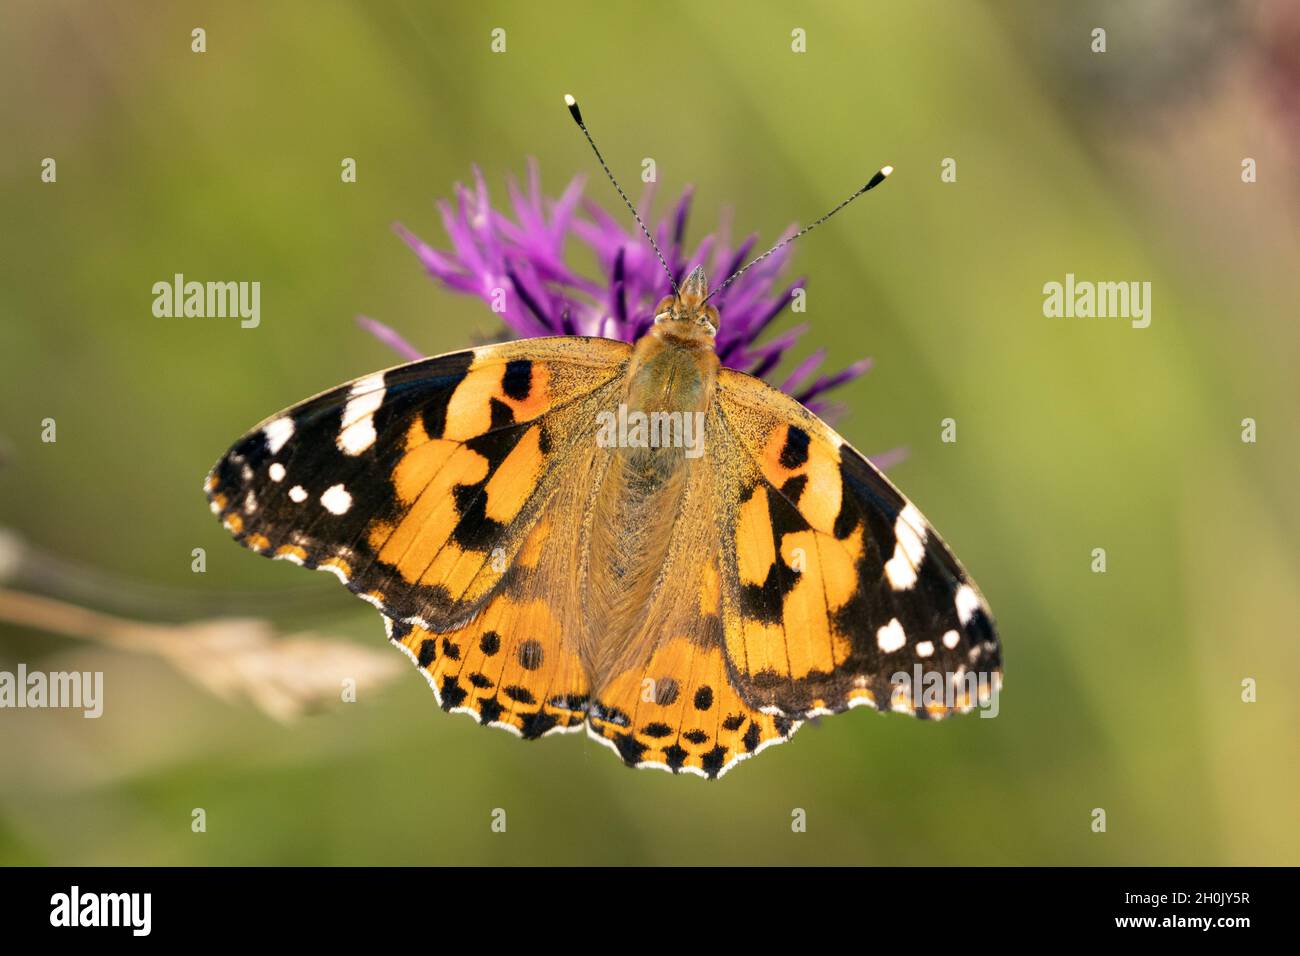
613,263 -> 721,476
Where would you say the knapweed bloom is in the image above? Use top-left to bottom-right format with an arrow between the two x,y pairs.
368,161 -> 878,422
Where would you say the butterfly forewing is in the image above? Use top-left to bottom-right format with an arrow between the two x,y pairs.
205,337 -> 631,628
713,367 -> 1001,720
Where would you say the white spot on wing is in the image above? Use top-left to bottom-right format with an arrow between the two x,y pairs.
263,417 -> 294,454
338,373 -> 386,456
288,485 -> 308,503
942,629 -> 960,649
320,483 -> 352,515
955,584 -> 981,625
876,618 -> 906,653
268,462 -> 286,482
916,640 -> 934,658
884,502 -> 927,590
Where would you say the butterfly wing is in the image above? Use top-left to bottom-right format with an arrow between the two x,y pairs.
587,366 -> 1002,780
383,465 -> 603,738
205,336 -> 631,629
712,367 -> 1002,721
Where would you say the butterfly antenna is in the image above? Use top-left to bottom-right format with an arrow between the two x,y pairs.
565,94 -> 680,296
703,165 -> 893,304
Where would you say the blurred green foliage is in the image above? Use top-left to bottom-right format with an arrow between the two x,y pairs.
1,1 -> 1296,865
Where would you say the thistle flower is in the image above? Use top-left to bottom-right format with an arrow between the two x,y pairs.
368,161 -> 876,417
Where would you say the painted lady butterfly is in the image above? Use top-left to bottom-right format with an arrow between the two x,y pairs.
205,97 -> 1001,778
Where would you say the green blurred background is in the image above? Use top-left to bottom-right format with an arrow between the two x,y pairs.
2,1 -> 1297,865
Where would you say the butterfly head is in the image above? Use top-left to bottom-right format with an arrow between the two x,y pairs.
653,266 -> 719,346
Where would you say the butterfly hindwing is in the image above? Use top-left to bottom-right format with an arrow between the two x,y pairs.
713,367 -> 1002,720
585,530 -> 802,779
206,336 -> 631,629
384,512 -> 592,738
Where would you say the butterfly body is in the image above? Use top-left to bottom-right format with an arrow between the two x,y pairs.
206,267 -> 1001,778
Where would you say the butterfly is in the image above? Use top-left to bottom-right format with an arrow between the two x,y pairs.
204,97 -> 1000,779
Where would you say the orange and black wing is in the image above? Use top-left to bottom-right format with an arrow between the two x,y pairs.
205,336 -> 630,630
585,367 -> 1002,780
382,506 -> 594,739
713,367 -> 1002,722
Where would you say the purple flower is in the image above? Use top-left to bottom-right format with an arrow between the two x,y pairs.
361,164 -> 904,466
367,160 -> 882,420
